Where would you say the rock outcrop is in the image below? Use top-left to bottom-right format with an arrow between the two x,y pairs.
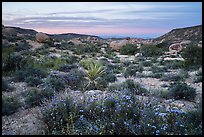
2,28 -> 17,36
169,43 -> 183,52
35,32 -> 50,43
109,39 -> 129,50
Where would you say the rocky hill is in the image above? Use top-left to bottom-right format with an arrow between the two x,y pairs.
153,25 -> 202,45
2,25 -> 101,41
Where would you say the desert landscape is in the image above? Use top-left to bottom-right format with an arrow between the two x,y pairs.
2,2 -> 202,135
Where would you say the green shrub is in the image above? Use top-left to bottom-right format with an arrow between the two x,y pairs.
106,64 -> 123,74
140,61 -> 153,67
65,69 -> 87,90
119,44 -> 139,55
2,46 -> 23,73
2,95 -> 21,116
123,79 -> 148,95
181,44 -> 202,70
46,75 -> 66,92
94,78 -> 109,90
101,72 -> 117,83
151,65 -> 168,73
184,102 -> 202,134
25,76 -> 43,87
14,41 -> 31,52
161,72 -> 188,82
2,78 -> 12,92
62,55 -> 79,64
24,87 -> 54,108
58,64 -> 78,72
167,82 -> 196,101
124,65 -> 144,78
148,73 -> 164,78
163,60 -> 185,69
73,44 -> 100,55
194,69 -> 202,83
13,66 -> 48,82
140,44 -> 164,57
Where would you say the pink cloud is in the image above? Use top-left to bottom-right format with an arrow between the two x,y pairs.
35,27 -> 169,35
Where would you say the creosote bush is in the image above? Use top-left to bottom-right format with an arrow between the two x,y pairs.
2,95 -> 21,116
167,82 -> 196,101
2,78 -> 13,92
119,44 -> 139,55
124,64 -> 144,78
140,44 -> 164,57
181,44 -> 202,70
24,87 -> 54,108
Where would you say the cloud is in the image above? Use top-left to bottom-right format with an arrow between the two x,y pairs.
2,2 -> 202,37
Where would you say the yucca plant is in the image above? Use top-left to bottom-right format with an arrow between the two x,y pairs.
84,61 -> 105,90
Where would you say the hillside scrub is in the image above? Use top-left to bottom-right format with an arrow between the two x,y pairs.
119,44 -> 139,55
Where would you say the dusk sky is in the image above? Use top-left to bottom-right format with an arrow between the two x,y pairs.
2,2 -> 202,38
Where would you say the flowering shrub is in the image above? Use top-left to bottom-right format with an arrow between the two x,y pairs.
40,88 -> 202,135
108,79 -> 148,95
40,96 -> 81,134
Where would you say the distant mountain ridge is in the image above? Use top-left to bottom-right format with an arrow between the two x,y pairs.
2,24 -> 202,44
2,25 -> 101,40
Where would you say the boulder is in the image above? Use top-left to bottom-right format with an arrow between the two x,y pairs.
109,39 -> 129,50
35,32 -> 50,43
169,43 -> 182,52
69,38 -> 82,45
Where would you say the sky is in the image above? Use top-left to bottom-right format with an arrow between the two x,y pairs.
2,2 -> 202,38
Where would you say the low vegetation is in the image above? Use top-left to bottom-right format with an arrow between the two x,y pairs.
2,29 -> 202,135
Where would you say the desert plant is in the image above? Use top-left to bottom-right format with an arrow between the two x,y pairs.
84,61 -> 105,90
65,69 -> 87,90
2,95 -> 21,116
46,75 -> 66,92
124,64 -> 144,78
181,44 -> 202,70
167,82 -> 196,101
101,72 -> 117,83
13,66 -> 48,82
160,72 -> 188,82
2,78 -> 13,92
24,87 -> 54,108
140,60 -> 153,67
163,60 -> 185,69
40,96 -> 79,134
58,64 -> 78,72
194,69 -> 202,83
79,59 -> 97,70
140,44 -> 164,57
25,76 -> 43,87
122,79 -> 148,95
119,44 -> 139,55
